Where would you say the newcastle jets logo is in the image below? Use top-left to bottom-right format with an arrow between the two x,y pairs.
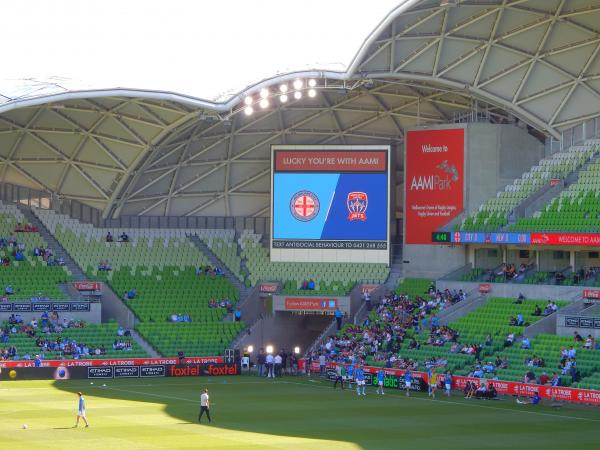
290,190 -> 320,221
347,192 -> 368,221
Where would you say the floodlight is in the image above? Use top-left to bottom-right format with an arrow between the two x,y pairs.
279,84 -> 288,93
293,79 -> 303,90
244,96 -> 253,106
247,345 -> 254,353
260,88 -> 269,99
279,94 -> 288,103
308,79 -> 317,87
266,345 -> 274,353
308,89 -> 316,98
294,91 -> 302,100
259,98 -> 269,109
244,106 -> 254,116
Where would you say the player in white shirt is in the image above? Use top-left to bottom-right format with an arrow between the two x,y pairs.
198,388 -> 211,423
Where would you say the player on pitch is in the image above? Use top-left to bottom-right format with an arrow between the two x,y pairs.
74,392 -> 89,428
198,388 -> 212,423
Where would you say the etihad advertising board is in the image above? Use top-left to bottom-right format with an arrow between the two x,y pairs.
270,145 -> 390,263
405,129 -> 465,244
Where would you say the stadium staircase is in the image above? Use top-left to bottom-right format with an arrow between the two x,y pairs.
188,235 -> 252,303
384,243 -> 403,289
17,205 -> 87,281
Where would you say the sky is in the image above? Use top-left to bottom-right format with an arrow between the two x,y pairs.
1,0 -> 401,102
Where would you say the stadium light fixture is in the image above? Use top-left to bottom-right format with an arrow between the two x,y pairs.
279,94 -> 288,103
259,98 -> 269,109
294,91 -> 302,100
266,345 -> 274,354
308,79 -> 317,88
259,88 -> 270,99
279,84 -> 288,93
293,79 -> 303,90
308,88 -> 316,98
243,96 -> 253,106
294,346 -> 300,354
247,345 -> 254,353
244,106 -> 254,116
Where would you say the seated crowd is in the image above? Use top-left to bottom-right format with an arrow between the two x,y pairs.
169,313 -> 192,323
313,286 -> 465,372
14,222 -> 38,233
105,232 -> 129,243
208,298 -> 234,311
0,314 -> 133,360
195,265 -> 224,277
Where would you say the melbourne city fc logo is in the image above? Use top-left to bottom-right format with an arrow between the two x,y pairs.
290,190 -> 320,221
347,192 -> 368,221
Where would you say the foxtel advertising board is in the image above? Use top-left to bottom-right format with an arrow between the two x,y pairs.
270,145 -> 390,264
405,129 -> 465,244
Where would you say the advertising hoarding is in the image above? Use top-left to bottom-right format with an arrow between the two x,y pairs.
405,128 -> 464,244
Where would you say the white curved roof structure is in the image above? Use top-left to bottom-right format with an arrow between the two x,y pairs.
1,0 -> 599,219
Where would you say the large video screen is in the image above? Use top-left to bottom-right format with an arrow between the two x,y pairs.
270,145 -> 390,263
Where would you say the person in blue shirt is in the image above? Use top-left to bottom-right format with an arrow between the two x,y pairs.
376,369 -> 385,395
74,392 -> 89,427
355,365 -> 366,396
334,308 -> 343,330
444,371 -> 453,397
346,364 -> 354,389
404,370 -> 413,397
517,391 -> 541,405
516,313 -> 524,326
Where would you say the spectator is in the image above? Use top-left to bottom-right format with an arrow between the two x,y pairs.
335,307 -> 343,330
516,313 -> 524,326
574,331 -> 583,343
234,308 -> 242,322
5,285 -> 14,295
119,232 -> 129,242
307,279 -> 315,290
106,232 -> 113,242
538,372 -> 549,385
584,334 -> 595,349
127,289 -> 137,300
532,304 -> 541,316
521,337 -> 531,349
504,332 -> 515,347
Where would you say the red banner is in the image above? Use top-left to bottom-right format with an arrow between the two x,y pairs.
531,233 -> 600,246
405,129 -> 465,244
0,356 -> 223,369
479,283 -> 491,293
274,151 -> 387,172
583,289 -> 600,299
284,297 -> 338,311
73,282 -> 102,291
259,283 -> 279,293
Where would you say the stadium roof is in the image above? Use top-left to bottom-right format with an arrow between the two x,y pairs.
1,0 -> 600,218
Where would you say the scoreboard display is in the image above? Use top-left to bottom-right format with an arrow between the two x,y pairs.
270,145 -> 391,264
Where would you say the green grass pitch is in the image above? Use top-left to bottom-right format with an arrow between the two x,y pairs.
1,375 -> 599,449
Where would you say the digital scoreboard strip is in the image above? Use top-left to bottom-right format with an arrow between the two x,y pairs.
270,145 -> 391,264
